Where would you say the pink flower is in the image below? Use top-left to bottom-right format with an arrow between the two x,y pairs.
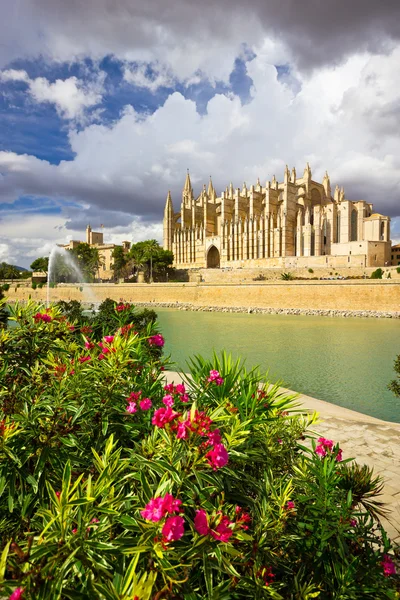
277,438 -> 283,444
336,449 -> 343,462
206,443 -> 229,470
164,383 -> 175,393
162,394 -> 174,407
163,493 -> 182,514
9,588 -> 24,600
55,491 -> 61,498
34,312 -> 52,323
78,355 -> 91,363
286,501 -> 295,510
207,429 -> 222,445
126,402 -> 137,414
381,554 -> 396,577
148,334 -> 165,347
140,398 -> 152,410
141,497 -> 165,522
317,437 -> 333,451
152,406 -> 179,428
180,393 -> 190,403
72,528 -> 78,534
103,335 -> 114,343
141,494 -> 182,522
350,518 -> 357,527
207,370 -> 224,385
98,353 -> 105,360
315,444 -> 327,457
129,391 -> 142,401
162,515 -> 185,542
175,383 -> 185,394
194,509 -> 210,535
176,420 -> 190,439
91,517 -> 100,523
210,516 -> 233,542
85,341 -> 95,349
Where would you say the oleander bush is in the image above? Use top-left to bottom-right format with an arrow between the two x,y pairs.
0,299 -> 398,599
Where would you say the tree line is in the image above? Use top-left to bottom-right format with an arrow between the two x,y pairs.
30,240 -> 173,283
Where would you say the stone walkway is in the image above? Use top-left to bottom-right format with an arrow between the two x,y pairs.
165,372 -> 400,543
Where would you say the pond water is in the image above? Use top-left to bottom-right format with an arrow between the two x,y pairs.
156,308 -> 400,423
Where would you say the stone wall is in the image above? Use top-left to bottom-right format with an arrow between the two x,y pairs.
5,279 -> 400,314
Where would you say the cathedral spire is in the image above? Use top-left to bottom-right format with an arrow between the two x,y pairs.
207,176 -> 216,200
183,169 -> 192,194
323,171 -> 331,198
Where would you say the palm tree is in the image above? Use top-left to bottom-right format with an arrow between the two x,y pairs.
143,239 -> 159,283
129,246 -> 147,282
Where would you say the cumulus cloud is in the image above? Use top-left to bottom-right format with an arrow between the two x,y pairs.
1,44 -> 400,234
0,69 -> 104,120
123,63 -> 175,92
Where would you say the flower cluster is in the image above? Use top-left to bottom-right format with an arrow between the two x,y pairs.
119,324 -> 136,337
115,303 -> 131,312
9,588 -> 24,600
78,355 -> 91,364
164,382 -> 190,403
97,338 -> 117,361
381,554 -> 396,577
148,334 -> 165,347
126,391 -> 152,414
257,566 -> 276,588
194,509 -> 234,542
207,369 -> 224,386
315,437 -> 342,462
141,494 -> 185,543
33,312 -> 52,323
151,402 -> 229,470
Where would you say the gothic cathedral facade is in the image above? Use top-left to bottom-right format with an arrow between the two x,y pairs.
163,165 -> 391,269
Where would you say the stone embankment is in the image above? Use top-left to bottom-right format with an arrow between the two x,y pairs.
132,301 -> 400,319
6,279 -> 400,317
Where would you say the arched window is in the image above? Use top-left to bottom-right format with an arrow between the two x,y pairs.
380,221 -> 385,241
336,212 -> 341,243
351,209 -> 358,241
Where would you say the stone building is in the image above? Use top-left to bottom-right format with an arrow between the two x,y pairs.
163,165 -> 391,269
392,244 -> 400,266
60,226 -> 131,281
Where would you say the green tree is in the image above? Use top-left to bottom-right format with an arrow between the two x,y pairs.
128,241 -> 173,282
30,257 -> 49,272
143,239 -> 159,282
111,246 -> 129,280
69,243 -> 103,282
129,244 -> 147,281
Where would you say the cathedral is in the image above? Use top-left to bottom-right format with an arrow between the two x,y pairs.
163,165 -> 391,269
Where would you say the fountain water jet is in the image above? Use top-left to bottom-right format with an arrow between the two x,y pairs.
47,246 -> 97,307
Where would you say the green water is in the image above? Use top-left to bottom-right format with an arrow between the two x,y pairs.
156,309 -> 400,423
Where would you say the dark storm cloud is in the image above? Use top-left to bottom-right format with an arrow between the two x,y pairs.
2,0 -> 400,71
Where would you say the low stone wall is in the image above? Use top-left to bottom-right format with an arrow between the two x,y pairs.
5,279 -> 400,317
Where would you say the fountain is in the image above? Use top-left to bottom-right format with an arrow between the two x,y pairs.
46,246 -> 97,307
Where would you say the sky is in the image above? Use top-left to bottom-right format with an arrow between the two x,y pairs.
1,0 -> 400,268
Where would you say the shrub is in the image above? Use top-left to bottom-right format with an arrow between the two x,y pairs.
31,281 -> 37,289
397,266 -> 400,274
281,272 -> 295,280
2,283 -> 10,291
0,301 -> 398,598
308,268 -> 314,274
371,268 -> 384,279
388,354 -> 400,399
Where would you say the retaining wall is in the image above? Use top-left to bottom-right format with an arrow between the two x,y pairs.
5,280 -> 400,314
